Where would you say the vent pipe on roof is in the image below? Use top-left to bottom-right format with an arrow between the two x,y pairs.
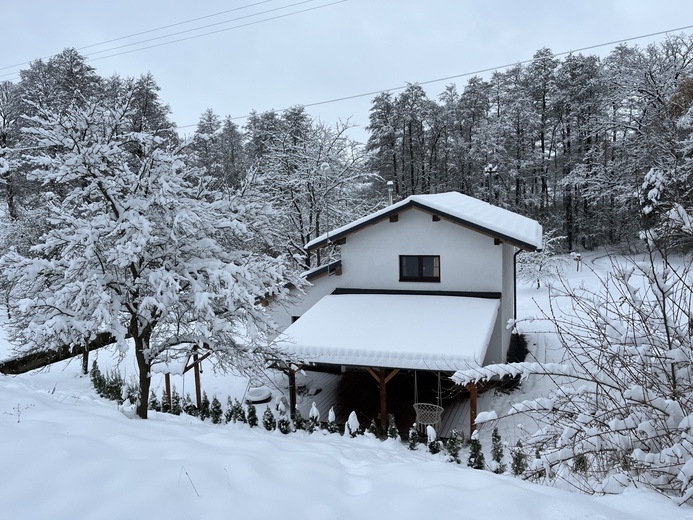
387,180 -> 394,206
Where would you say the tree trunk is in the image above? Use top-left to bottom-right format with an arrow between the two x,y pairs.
134,334 -> 151,419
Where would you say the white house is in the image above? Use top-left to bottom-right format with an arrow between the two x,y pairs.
272,191 -> 542,432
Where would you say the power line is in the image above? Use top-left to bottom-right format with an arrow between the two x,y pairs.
0,0 -> 344,81
0,0 -> 276,73
209,22 -> 693,127
87,1 -> 346,63
84,0 -> 319,60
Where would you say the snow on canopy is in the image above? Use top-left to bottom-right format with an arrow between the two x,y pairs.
275,293 -> 499,370
305,192 -> 543,252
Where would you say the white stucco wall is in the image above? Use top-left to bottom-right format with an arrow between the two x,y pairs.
269,273 -> 342,333
337,209 -> 503,292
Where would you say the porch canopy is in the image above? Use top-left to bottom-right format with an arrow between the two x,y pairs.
276,292 -> 500,372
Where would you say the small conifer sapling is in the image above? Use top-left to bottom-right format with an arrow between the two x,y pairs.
210,395 -> 223,424
247,403 -> 258,427
491,427 -> 506,474
263,405 -> 277,431
408,424 -> 420,450
467,430 -> 486,470
199,391 -> 211,421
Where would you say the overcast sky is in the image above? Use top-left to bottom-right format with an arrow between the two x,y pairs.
4,1 -> 693,141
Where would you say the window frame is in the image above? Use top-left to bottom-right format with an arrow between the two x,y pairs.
399,255 -> 440,283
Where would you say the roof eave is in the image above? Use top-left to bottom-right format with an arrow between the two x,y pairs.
306,199 -> 541,252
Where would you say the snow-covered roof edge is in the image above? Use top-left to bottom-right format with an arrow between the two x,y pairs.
306,192 -> 543,252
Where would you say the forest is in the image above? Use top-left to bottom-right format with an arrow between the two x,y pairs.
2,34 -> 693,263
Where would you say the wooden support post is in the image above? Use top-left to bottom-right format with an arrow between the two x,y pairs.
288,367 -> 297,417
193,350 -> 202,410
366,367 -> 400,432
467,381 -> 478,436
378,369 -> 387,431
165,373 -> 172,409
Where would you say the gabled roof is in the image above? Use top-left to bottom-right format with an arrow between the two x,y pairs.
276,292 -> 499,371
306,192 -> 543,252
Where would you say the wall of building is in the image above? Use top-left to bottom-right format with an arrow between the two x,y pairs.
337,209 -> 503,292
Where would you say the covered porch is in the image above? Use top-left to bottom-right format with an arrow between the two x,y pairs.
294,368 -> 495,438
276,291 -> 501,436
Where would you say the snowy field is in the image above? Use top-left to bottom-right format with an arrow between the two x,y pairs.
1,251 -> 693,519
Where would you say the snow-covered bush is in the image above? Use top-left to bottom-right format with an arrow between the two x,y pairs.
346,411 -> 361,438
292,409 -> 305,431
277,410 -> 292,434
407,424 -> 420,450
183,393 -> 198,417
427,425 -> 441,454
170,387 -> 182,416
445,430 -> 462,464
262,406 -> 276,431
511,441 -> 528,476
226,398 -> 246,424
467,430 -> 485,469
366,419 -> 380,438
307,402 -> 320,433
455,238 -> 693,500
210,395 -> 223,424
516,229 -> 567,289
246,403 -> 258,428
387,414 -> 399,440
326,406 -> 339,434
199,392 -> 211,421
491,427 -> 507,474
148,390 -> 161,412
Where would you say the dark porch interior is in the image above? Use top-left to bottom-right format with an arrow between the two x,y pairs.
296,368 -> 468,437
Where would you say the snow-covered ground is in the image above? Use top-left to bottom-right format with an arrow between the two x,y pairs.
1,251 -> 692,519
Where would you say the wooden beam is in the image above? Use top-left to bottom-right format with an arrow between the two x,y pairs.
193,350 -> 202,410
165,373 -> 172,410
366,368 -> 399,431
288,367 -> 297,416
0,331 -> 117,375
384,368 -> 400,384
467,381 -> 478,436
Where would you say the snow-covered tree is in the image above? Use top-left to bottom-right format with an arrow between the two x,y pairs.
0,90 -> 297,419
517,229 -> 567,289
454,226 -> 693,499
246,107 -> 378,270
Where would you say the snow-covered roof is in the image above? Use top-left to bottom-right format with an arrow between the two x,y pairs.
276,293 -> 500,371
306,192 -> 543,252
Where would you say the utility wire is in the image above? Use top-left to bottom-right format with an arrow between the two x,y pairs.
84,0 -> 319,59
0,0 -> 276,72
87,1 -> 346,63
0,0 -> 342,81
210,22 -> 693,126
2,21 -> 693,139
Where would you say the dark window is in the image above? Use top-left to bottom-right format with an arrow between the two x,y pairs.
399,255 -> 440,282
